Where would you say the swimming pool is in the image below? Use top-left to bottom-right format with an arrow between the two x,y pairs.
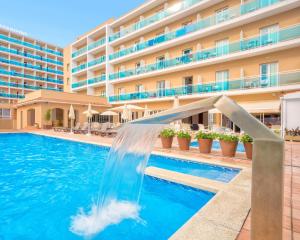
190,140 -> 245,152
0,133 -> 214,239
148,155 -> 240,183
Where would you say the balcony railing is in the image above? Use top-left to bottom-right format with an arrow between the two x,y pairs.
0,45 -> 63,66
109,0 -> 202,42
87,75 -> 106,85
0,57 -> 63,75
109,0 -> 282,60
87,56 -> 106,68
109,24 -> 300,81
0,92 -> 24,99
0,68 -> 63,84
72,75 -> 106,89
0,34 -> 63,57
109,71 -> 300,102
72,55 -> 106,73
72,37 -> 106,58
0,80 -> 62,91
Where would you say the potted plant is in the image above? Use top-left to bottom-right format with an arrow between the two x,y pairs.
218,133 -> 239,157
160,128 -> 175,149
195,131 -> 216,153
240,133 -> 253,160
44,109 -> 52,129
177,130 -> 191,151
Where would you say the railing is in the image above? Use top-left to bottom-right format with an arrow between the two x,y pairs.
109,71 -> 300,102
0,92 -> 24,99
0,34 -> 63,57
87,75 -> 106,85
72,55 -> 106,73
72,75 -> 106,89
109,0 -> 202,42
109,24 -> 300,80
72,37 -> 106,58
0,68 -> 64,84
71,80 -> 87,89
0,45 -> 63,66
0,57 -> 63,75
109,0 -> 282,60
87,56 -> 106,68
0,80 -> 62,91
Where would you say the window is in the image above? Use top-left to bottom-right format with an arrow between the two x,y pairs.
215,7 -> 229,23
67,63 -> 70,71
260,62 -> 278,86
182,20 -> 192,27
0,108 -> 11,119
100,90 -> 106,97
216,70 -> 229,90
118,87 -> 125,96
156,56 -> 165,69
182,48 -> 192,56
215,39 -> 229,56
67,78 -> 70,84
260,24 -> 279,45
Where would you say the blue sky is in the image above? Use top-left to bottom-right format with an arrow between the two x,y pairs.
0,0 -> 145,47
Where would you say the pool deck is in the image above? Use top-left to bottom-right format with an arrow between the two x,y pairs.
6,129 -> 298,240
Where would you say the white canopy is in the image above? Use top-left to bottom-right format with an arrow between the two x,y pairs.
110,104 -> 144,112
101,110 -> 118,116
209,100 -> 280,114
83,103 -> 98,118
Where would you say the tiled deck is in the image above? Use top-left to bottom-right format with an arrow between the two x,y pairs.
237,141 -> 300,240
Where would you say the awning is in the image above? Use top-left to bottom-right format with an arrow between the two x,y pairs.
209,100 -> 280,114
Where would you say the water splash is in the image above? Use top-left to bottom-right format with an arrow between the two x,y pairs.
71,124 -> 164,237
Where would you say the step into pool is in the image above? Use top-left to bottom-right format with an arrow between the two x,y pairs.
0,133 -> 215,239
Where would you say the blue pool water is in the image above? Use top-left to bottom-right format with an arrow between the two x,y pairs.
0,133 -> 214,239
190,140 -> 245,152
148,155 -> 240,183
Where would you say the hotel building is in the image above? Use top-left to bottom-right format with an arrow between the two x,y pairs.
67,0 -> 300,130
0,27 -> 64,128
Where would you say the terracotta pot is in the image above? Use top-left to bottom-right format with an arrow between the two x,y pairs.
177,137 -> 191,151
160,136 -> 173,149
198,139 -> 213,154
243,142 -> 253,160
219,140 -> 238,157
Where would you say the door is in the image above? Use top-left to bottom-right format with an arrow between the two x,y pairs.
260,24 -> 279,45
183,76 -> 193,95
156,56 -> 165,70
216,70 -> 229,90
260,62 -> 278,87
157,80 -> 165,97
216,39 -> 229,56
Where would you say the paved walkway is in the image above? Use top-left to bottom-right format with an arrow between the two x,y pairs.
237,141 -> 300,240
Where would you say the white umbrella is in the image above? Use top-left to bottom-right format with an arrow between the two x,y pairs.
100,110 -> 118,116
121,105 -> 132,122
144,105 -> 150,118
83,103 -> 98,136
68,105 -> 75,134
110,104 -> 144,112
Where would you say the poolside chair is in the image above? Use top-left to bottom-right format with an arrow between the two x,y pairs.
74,122 -> 88,134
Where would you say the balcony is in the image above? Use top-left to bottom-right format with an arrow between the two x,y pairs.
72,63 -> 87,73
72,37 -> 106,58
0,34 -> 63,57
0,45 -> 63,66
0,92 -> 24,99
72,75 -> 106,90
109,0 -> 283,61
109,0 -> 203,42
0,57 -> 63,75
109,70 -> 300,102
0,80 -> 61,91
0,68 -> 63,85
87,56 -> 106,68
109,24 -> 300,81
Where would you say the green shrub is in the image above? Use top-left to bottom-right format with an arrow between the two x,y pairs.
177,130 -> 191,139
217,133 -> 239,142
195,131 -> 216,140
45,109 -> 51,121
240,134 -> 253,143
160,128 -> 175,138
